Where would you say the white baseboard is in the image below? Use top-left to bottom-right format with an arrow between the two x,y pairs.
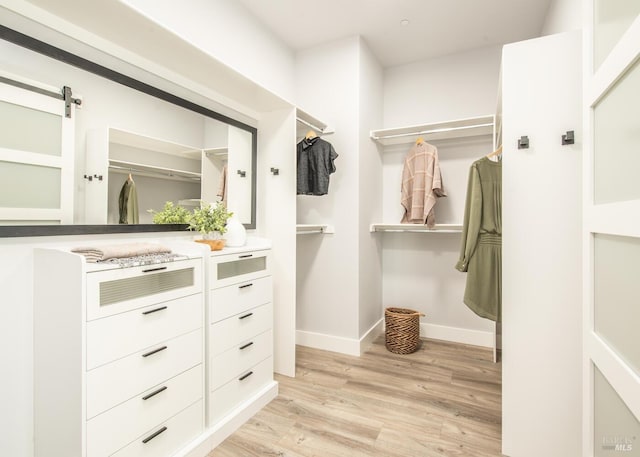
296,318 -> 384,356
421,322 -> 494,348
178,381 -> 279,457
297,319 -> 492,354
359,318 -> 384,353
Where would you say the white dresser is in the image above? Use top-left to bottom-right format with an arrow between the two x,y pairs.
207,246 -> 274,427
33,248 -> 205,457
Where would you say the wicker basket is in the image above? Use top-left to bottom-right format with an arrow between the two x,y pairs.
385,307 -> 424,354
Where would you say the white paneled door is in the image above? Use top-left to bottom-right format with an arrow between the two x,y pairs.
0,74 -> 74,224
584,2 -> 640,456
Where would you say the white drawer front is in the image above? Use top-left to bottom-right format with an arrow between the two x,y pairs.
111,400 -> 203,457
86,293 -> 202,370
86,259 -> 202,321
86,365 -> 203,457
210,329 -> 272,390
87,329 -> 203,419
210,276 -> 272,323
208,357 -> 273,425
210,303 -> 272,356
210,250 -> 271,289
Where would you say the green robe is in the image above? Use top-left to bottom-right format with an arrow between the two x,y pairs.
455,157 -> 502,322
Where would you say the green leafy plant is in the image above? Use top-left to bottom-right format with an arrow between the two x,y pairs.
189,202 -> 233,235
148,201 -> 191,224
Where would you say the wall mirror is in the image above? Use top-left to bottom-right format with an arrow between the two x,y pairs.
0,24 -> 257,236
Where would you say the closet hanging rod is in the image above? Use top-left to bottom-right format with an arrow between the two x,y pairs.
371,122 -> 494,140
108,164 -> 201,181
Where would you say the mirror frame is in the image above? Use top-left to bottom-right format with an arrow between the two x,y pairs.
0,24 -> 257,237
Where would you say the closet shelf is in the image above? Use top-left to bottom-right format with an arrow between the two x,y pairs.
204,147 -> 228,160
296,107 -> 334,136
370,115 -> 494,146
370,223 -> 462,233
109,159 -> 202,182
296,224 -> 335,235
177,198 -> 203,207
109,127 -> 202,159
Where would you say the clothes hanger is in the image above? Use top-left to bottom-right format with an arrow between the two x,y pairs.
305,130 -> 318,140
415,136 -> 425,145
486,145 -> 502,159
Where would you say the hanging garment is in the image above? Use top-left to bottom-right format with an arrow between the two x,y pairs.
296,136 -> 338,195
400,141 -> 446,227
455,157 -> 502,322
118,175 -> 139,224
217,164 -> 228,205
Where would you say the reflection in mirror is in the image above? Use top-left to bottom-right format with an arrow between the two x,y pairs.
0,25 -> 256,234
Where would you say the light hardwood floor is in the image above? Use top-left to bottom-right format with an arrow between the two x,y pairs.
208,336 -> 502,457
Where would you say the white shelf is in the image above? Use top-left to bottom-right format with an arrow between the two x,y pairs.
370,115 -> 494,146
296,224 -> 335,235
296,108 -> 334,136
177,198 -> 203,207
204,147 -> 228,160
109,159 -> 202,182
370,223 -> 462,233
109,128 -> 202,158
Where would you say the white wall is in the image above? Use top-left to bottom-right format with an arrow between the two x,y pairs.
122,0 -> 296,102
379,45 -> 502,346
358,40 -> 384,338
542,0 -> 583,35
383,45 -> 502,127
295,37 -> 361,344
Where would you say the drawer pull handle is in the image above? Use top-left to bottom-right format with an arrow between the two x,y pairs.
238,312 -> 253,320
142,306 -> 167,315
239,283 -> 253,289
239,341 -> 254,350
238,254 -> 253,259
142,385 -> 167,401
142,426 -> 167,444
142,345 -> 168,358
239,371 -> 253,381
142,266 -> 168,273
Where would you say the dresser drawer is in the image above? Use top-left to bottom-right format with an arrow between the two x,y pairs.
86,258 -> 202,321
209,357 -> 273,425
86,329 -> 203,419
210,276 -> 271,323
210,303 -> 272,356
86,365 -> 203,457
210,329 -> 272,390
111,400 -> 203,457
86,293 -> 202,370
210,250 -> 271,289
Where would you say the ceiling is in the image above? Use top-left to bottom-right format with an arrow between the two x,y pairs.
236,0 -> 553,67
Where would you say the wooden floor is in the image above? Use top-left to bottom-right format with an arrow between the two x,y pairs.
208,337 -> 502,457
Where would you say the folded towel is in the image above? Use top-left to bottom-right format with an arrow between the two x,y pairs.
71,242 -> 171,263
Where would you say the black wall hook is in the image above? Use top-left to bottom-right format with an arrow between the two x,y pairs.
562,130 -> 575,145
237,170 -> 246,178
518,135 -> 529,149
270,167 -> 279,176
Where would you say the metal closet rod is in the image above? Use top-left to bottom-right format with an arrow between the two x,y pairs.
372,122 -> 494,140
109,164 -> 201,180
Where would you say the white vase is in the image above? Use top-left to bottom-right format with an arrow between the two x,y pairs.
224,215 -> 246,247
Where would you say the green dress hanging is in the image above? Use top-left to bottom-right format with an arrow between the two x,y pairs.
455,157 -> 502,322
